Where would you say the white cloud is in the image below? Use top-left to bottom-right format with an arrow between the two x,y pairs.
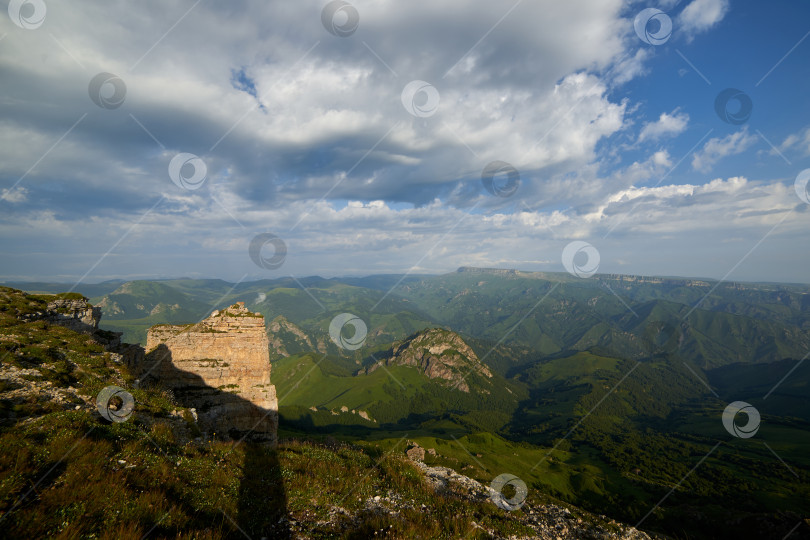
1,1 -> 805,284
0,0 -> 634,211
777,125 -> 810,156
652,150 -> 672,167
0,174 -> 802,283
0,187 -> 28,203
691,128 -> 757,172
578,176 -> 795,242
610,49 -> 652,85
678,0 -> 730,36
638,110 -> 689,142
603,176 -> 747,209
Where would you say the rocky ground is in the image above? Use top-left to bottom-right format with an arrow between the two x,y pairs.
0,363 -> 91,413
273,446 -> 660,539
409,461 -> 655,540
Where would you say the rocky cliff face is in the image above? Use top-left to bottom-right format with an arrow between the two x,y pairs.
367,328 -> 492,392
141,302 -> 277,445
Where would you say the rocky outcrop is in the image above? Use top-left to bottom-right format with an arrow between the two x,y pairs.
408,462 -> 655,539
18,297 -> 102,333
93,296 -> 124,316
267,315 -> 324,358
139,302 -> 278,445
406,442 -> 425,461
46,298 -> 102,332
366,328 -> 492,393
313,405 -> 376,422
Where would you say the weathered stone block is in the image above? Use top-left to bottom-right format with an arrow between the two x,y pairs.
141,302 -> 278,445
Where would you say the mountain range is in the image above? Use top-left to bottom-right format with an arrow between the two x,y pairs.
4,268 -> 810,539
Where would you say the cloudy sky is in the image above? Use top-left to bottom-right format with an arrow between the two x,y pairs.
1,0 -> 809,284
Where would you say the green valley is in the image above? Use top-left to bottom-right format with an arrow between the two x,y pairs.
4,268 -> 810,539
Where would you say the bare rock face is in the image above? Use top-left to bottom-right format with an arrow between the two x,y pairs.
367,328 -> 492,393
141,302 -> 278,445
266,315 -> 323,359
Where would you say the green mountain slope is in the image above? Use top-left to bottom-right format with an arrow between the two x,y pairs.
274,336 -> 526,434
1,280 -> 125,297
33,270 -> 807,369
6,287 -> 645,539
393,269 -> 810,367
8,270 -> 810,539
89,281 -> 212,343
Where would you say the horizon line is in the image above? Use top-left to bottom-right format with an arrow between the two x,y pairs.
2,266 -> 810,288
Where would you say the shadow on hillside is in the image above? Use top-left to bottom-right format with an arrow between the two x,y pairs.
237,443 -> 290,538
136,345 -> 290,538
279,408 -> 482,443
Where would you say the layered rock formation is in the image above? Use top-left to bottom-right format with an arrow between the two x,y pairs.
267,315 -> 326,359
46,298 -> 102,332
366,328 -> 492,392
141,302 -> 277,445
18,297 -> 102,333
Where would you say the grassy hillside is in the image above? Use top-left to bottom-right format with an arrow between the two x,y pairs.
7,271 -> 810,539
273,348 -> 524,433
272,343 -> 810,539
4,286 -> 654,539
